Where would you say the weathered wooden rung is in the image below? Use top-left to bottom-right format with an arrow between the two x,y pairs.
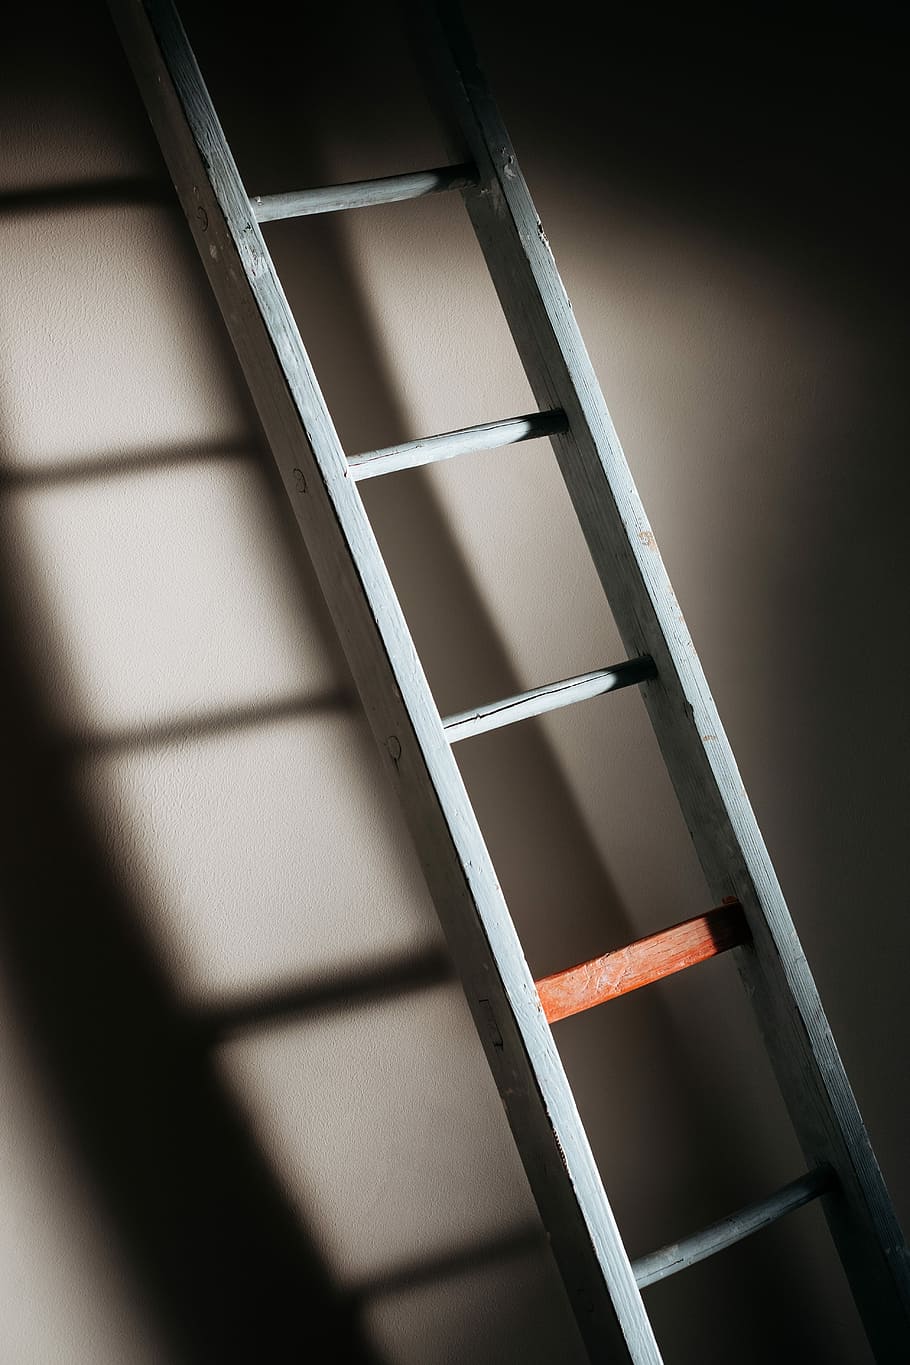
443,656 -> 656,744
252,162 -> 476,222
349,409 -> 567,480
632,1167 -> 835,1289
536,901 -> 748,1024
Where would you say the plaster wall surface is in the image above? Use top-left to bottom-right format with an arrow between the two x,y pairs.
0,4 -> 906,1362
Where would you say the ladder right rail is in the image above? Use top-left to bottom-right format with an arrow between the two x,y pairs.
422,4 -> 910,1358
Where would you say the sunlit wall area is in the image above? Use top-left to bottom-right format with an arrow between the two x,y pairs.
1,3 -> 905,1362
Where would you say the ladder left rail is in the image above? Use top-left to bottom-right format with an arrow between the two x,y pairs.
106,0 -> 665,1360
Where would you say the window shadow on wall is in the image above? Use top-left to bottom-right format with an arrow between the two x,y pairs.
3,0 -> 882,1359
0,454 -> 383,1362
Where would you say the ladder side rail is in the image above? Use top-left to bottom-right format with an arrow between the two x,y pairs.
423,5 -> 910,1357
106,2 -> 663,1360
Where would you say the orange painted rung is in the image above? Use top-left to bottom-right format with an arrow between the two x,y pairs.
536,901 -> 749,1024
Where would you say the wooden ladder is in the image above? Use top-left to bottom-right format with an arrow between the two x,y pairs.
108,2 -> 910,1359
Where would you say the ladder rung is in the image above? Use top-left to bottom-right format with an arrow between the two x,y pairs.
349,409 -> 567,481
443,656 -> 656,744
536,901 -> 748,1024
632,1167 -> 835,1289
252,162 -> 477,222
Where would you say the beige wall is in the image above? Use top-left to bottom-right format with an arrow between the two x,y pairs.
1,3 -> 905,1361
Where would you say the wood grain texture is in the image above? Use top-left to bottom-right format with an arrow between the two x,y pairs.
632,1167 -> 835,1289
252,162 -> 475,221
537,903 -> 748,1024
423,3 -> 910,1358
106,2 -> 663,1360
444,657 -> 655,743
349,408 -> 566,480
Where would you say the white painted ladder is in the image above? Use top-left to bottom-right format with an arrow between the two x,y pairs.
108,2 -> 910,1359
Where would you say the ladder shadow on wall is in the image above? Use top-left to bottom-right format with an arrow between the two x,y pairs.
0,159 -> 598,1360
0,0 -> 843,1354
0,510 -> 380,1360
0,273 -> 389,1365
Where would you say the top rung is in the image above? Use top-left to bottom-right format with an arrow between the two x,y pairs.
252,163 -> 477,223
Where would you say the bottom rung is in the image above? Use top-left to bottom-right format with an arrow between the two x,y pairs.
632,1167 -> 835,1289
